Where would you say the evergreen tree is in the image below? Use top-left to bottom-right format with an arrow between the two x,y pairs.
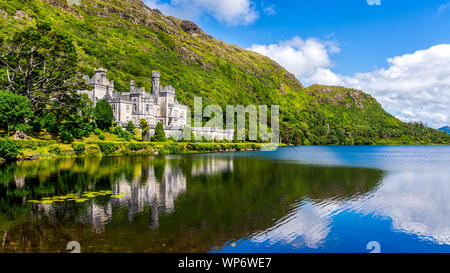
152,122 -> 166,142
94,99 -> 113,130
126,121 -> 135,132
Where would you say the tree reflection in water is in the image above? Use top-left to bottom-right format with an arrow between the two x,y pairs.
0,155 -> 382,253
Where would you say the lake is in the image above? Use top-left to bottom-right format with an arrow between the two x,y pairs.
0,146 -> 449,253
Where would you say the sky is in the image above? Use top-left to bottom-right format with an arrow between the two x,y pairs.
143,0 -> 450,128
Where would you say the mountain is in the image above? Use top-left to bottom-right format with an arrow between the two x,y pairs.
0,0 -> 448,144
439,126 -> 450,134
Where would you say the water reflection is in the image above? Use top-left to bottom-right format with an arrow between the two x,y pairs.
0,146 -> 449,253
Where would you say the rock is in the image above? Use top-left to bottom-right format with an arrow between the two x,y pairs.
13,10 -> 32,22
13,131 -> 28,140
180,20 -> 200,33
0,8 -> 8,19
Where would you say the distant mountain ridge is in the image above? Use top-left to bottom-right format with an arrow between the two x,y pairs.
0,0 -> 448,144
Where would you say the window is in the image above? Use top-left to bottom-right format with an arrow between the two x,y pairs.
146,104 -> 149,112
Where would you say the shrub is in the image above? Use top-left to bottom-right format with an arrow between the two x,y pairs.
0,138 -> 19,160
152,122 -> 166,142
113,126 -> 123,135
98,133 -> 105,140
97,142 -> 120,155
86,144 -> 101,155
127,142 -> 149,151
94,128 -> 102,136
71,128 -> 84,139
120,131 -> 133,142
12,140 -> 57,149
132,128 -> 142,141
162,143 -> 182,154
60,130 -> 74,144
126,121 -> 135,133
72,142 -> 86,156
48,145 -> 62,155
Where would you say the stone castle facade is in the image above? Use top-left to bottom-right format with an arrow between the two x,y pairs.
78,68 -> 234,140
79,68 -> 187,128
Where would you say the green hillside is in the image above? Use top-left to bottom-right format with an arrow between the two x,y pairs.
0,0 -> 448,144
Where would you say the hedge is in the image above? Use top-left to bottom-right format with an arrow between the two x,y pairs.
12,139 -> 57,149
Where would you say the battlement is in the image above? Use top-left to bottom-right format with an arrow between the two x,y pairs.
86,67 -> 114,89
159,85 -> 175,94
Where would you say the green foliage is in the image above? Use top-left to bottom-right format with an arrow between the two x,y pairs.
94,128 -> 102,136
0,20 -> 88,119
72,142 -> 86,156
98,133 -> 105,140
120,130 -> 133,141
152,122 -> 166,142
0,1 -> 447,145
127,142 -> 151,151
140,119 -> 149,142
95,142 -> 121,155
12,139 -> 57,149
0,138 -> 19,160
60,130 -> 74,144
48,145 -> 62,155
113,126 -> 123,135
0,90 -> 33,133
94,99 -> 113,130
126,121 -> 135,133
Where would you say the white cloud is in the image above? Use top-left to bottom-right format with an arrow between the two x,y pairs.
144,0 -> 259,25
249,37 -> 450,128
261,2 -> 276,16
248,36 -> 340,85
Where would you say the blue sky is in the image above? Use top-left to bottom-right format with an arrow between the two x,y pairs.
144,0 -> 450,128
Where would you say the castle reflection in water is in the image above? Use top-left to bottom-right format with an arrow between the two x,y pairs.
28,157 -> 234,233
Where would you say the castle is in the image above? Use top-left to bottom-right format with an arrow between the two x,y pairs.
78,68 -> 234,140
79,68 -> 188,129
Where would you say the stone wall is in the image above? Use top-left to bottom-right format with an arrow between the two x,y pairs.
147,126 -> 234,141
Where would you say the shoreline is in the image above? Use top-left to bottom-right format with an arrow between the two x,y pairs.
8,140 -> 267,162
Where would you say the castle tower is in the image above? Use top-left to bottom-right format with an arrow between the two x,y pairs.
151,71 -> 160,96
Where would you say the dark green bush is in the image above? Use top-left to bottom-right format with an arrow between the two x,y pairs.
120,131 -> 133,141
96,142 -> 121,155
60,131 -> 74,144
0,138 -> 19,160
127,142 -> 150,151
72,142 -> 86,156
98,133 -> 105,140
152,122 -> 166,142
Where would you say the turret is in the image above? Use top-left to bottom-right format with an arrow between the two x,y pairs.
151,71 -> 160,96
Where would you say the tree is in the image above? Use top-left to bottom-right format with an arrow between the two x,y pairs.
0,138 -> 19,160
126,121 -> 135,132
94,99 -> 113,130
140,118 -> 149,142
0,21 -> 88,115
152,122 -> 166,142
0,90 -> 33,134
